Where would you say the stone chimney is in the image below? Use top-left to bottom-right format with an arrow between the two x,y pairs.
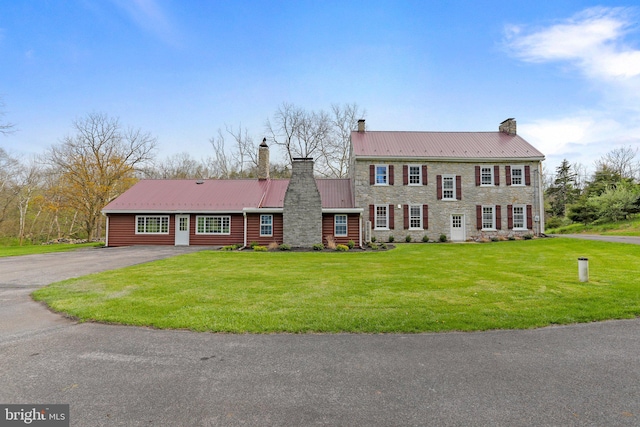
357,119 -> 365,133
283,158 -> 322,247
499,118 -> 517,135
258,138 -> 269,180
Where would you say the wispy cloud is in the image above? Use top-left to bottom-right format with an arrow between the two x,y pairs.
505,7 -> 640,80
110,0 -> 181,47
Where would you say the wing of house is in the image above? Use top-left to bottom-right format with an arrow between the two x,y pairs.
350,118 -> 546,242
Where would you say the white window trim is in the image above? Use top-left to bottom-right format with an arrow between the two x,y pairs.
375,164 -> 389,186
442,174 -> 456,201
374,204 -> 389,230
481,205 -> 496,231
408,165 -> 422,186
480,166 -> 494,186
409,204 -> 422,230
135,215 -> 170,234
334,214 -> 348,237
512,204 -> 527,230
260,214 -> 273,237
195,215 -> 231,235
510,165 -> 525,186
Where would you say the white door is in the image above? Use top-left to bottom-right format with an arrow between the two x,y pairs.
450,214 -> 465,242
175,215 -> 190,246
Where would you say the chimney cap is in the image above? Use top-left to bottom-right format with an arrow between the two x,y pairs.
260,137 -> 268,147
292,157 -> 313,161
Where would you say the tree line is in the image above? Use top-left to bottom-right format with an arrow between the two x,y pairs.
0,102 -> 364,244
545,147 -> 640,229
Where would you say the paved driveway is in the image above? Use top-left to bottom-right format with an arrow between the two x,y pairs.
1,246 -> 639,426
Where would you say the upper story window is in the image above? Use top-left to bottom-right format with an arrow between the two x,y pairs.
442,175 -> 455,200
510,166 -> 524,186
136,216 -> 169,234
409,166 -> 421,185
196,216 -> 230,235
375,165 -> 388,185
481,167 -> 493,186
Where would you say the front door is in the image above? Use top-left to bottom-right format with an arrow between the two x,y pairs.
450,214 -> 465,242
175,215 -> 190,246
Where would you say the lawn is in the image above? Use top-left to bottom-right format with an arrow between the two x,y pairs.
0,242 -> 103,257
32,239 -> 640,333
547,216 -> 640,236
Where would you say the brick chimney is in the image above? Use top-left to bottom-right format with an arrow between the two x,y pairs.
357,119 -> 365,133
258,138 -> 269,180
283,158 -> 322,247
499,118 -> 517,135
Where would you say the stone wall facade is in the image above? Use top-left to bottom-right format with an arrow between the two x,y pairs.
352,159 -> 544,242
283,158 -> 323,247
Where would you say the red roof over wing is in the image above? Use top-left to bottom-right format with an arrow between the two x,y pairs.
102,178 -> 356,213
351,131 -> 545,160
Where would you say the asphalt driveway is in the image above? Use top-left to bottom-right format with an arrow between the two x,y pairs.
1,246 -> 639,426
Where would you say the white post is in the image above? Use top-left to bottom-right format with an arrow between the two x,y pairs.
578,257 -> 589,282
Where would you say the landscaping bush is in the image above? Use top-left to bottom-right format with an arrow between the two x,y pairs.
380,243 -> 387,249
326,235 -> 337,250
439,234 -> 447,242
312,243 -> 324,251
388,235 -> 395,243
508,236 -> 516,241
368,242 -> 379,250
490,236 -> 499,242
405,235 -> 412,243
336,244 -> 349,251
221,245 -> 238,251
347,240 -> 355,249
253,245 -> 268,252
371,236 -> 376,243
422,235 -> 429,243
249,241 -> 259,249
523,234 -> 533,240
268,241 -> 279,251
278,244 -> 291,251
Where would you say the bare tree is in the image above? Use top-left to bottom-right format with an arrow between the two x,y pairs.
149,152 -> 208,179
317,103 -> 365,178
226,123 -> 257,177
207,129 -> 233,178
15,157 -> 42,245
572,162 -> 588,192
47,112 -> 157,240
0,97 -> 16,136
594,146 -> 640,181
0,148 -> 20,227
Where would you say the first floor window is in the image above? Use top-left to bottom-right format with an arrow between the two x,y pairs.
409,205 -> 422,229
335,215 -> 347,236
260,215 -> 273,236
196,216 -> 230,234
513,205 -> 525,229
482,206 -> 495,230
136,216 -> 169,234
375,205 -> 388,229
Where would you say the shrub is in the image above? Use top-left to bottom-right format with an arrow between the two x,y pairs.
523,234 -> 534,240
336,244 -> 349,251
388,235 -> 395,243
490,236 -> 499,242
368,242 -> 379,250
312,243 -> 324,251
347,240 -> 355,249
326,235 -> 337,250
221,245 -> 238,251
268,241 -> 279,251
371,236 -> 376,243
249,241 -> 259,249
253,245 -> 268,252
405,235 -> 412,243
422,235 -> 429,243
380,243 -> 387,249
439,234 -> 447,243
278,244 -> 291,251
508,236 -> 516,241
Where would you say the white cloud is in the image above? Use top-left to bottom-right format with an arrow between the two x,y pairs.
110,0 -> 181,47
506,7 -> 640,80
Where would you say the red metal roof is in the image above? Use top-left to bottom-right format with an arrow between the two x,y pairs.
103,178 -> 356,213
351,131 -> 545,160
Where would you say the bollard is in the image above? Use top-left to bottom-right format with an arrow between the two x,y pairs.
578,257 -> 589,282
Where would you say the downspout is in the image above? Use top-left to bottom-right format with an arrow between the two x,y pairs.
104,214 -> 109,247
359,213 -> 363,248
243,211 -> 247,249
538,160 -> 545,235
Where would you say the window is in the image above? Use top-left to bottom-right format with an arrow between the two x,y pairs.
179,217 -> 188,232
196,216 -> 230,235
375,205 -> 388,229
513,205 -> 525,229
334,215 -> 347,236
482,206 -> 495,230
409,165 -> 421,185
409,205 -> 422,229
260,215 -> 273,236
375,165 -> 388,185
136,216 -> 169,234
511,166 -> 524,186
442,175 -> 455,200
481,167 -> 493,186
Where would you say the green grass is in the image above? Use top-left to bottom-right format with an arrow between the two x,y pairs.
0,242 -> 103,257
32,240 -> 640,333
547,216 -> 640,236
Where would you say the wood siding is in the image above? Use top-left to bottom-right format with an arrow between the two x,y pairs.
189,214 -> 244,246
321,213 -> 360,245
246,213 -> 284,245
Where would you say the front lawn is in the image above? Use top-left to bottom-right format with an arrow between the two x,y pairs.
32,239 -> 640,333
0,242 -> 103,257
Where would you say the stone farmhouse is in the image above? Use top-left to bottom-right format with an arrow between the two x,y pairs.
102,118 -> 545,247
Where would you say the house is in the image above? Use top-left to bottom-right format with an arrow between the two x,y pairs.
102,118 -> 545,247
350,118 -> 545,242
102,141 -> 363,247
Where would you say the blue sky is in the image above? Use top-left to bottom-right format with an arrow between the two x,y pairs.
1,1 -> 639,174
